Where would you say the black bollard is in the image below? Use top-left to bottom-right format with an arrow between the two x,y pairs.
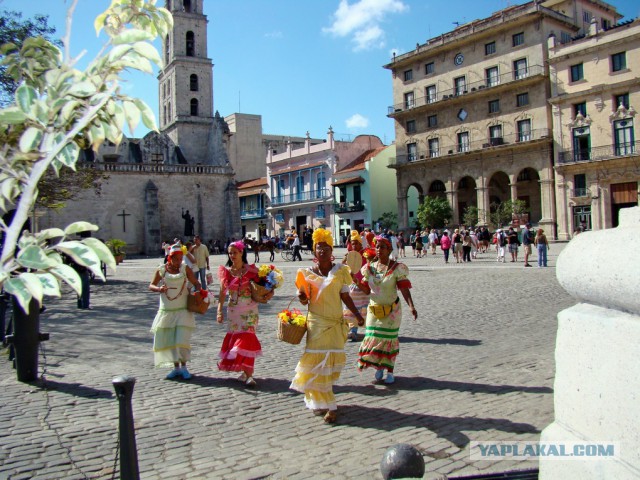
380,443 -> 425,480
7,297 -> 48,382
112,376 -> 140,480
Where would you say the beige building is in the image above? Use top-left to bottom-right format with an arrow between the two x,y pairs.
385,0 -> 623,237
549,17 -> 639,239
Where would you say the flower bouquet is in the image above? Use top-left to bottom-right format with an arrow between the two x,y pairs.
250,264 -> 284,304
276,307 -> 307,345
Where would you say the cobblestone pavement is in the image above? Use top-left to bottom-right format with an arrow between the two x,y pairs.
0,243 -> 576,479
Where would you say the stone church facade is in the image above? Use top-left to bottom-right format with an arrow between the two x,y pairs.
39,0 -> 242,254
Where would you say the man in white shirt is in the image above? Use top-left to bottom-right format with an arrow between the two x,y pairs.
292,233 -> 302,261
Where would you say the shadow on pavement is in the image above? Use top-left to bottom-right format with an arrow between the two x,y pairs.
390,376 -> 553,395
336,405 -> 539,448
399,336 -> 483,346
37,379 -> 114,399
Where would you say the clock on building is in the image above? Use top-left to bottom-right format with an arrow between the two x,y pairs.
454,53 -> 464,65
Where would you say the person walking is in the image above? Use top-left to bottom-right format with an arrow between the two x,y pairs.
192,235 -> 210,288
354,236 -> 417,385
440,230 -> 451,263
343,231 -> 369,342
216,241 -> 273,387
291,229 -> 365,424
452,229 -> 463,263
507,227 -> 519,263
534,228 -> 550,267
292,232 -> 303,261
149,244 -> 203,380
462,232 -> 472,262
522,223 -> 533,267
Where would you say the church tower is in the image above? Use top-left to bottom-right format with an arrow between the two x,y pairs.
159,0 -> 227,165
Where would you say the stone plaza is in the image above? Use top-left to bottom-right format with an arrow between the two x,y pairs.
0,244 -> 576,479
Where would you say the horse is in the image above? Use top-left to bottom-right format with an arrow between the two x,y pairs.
243,238 -> 275,262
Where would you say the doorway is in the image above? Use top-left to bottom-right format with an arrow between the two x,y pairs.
611,182 -> 638,227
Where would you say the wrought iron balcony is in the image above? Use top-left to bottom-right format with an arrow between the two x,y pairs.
334,201 -> 366,213
240,208 -> 266,220
271,189 -> 331,206
557,141 -> 639,165
573,188 -> 590,197
274,213 -> 285,223
390,128 -> 550,166
387,65 -> 544,116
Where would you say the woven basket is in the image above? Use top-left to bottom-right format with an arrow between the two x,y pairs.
277,320 -> 306,345
250,281 -> 271,304
187,293 -> 210,314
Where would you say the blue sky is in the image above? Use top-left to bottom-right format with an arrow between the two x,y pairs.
2,0 -> 638,144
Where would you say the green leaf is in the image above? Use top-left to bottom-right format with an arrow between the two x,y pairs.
0,271 -> 8,285
112,28 -> 154,45
18,272 -> 44,305
60,100 -> 81,125
83,238 -> 117,272
55,240 -> 101,267
64,222 -> 99,236
59,141 -> 80,168
37,273 -> 61,298
108,44 -> 133,63
4,277 -> 34,313
36,228 -> 66,242
132,41 -> 161,66
1,177 -> 17,201
0,107 -> 28,124
16,84 -> 37,113
16,245 -> 59,270
68,81 -> 97,98
94,12 -> 108,35
134,98 -> 157,132
122,100 -> 140,133
19,127 -> 43,153
50,263 -> 82,295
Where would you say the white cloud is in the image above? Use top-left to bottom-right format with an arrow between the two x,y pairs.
346,113 -> 370,129
264,31 -> 283,39
324,0 -> 408,51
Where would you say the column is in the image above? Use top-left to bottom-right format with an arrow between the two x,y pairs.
447,190 -> 459,226
539,178 -> 556,236
397,194 -> 409,232
555,176 -> 571,241
476,187 -> 489,226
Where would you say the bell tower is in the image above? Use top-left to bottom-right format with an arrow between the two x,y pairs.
158,0 -> 218,164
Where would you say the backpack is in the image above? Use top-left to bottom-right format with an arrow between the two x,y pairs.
498,232 -> 506,247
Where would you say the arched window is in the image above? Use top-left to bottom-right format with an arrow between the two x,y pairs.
163,105 -> 166,125
190,74 -> 198,91
183,0 -> 191,12
186,31 -> 194,56
168,102 -> 171,120
190,99 -> 198,116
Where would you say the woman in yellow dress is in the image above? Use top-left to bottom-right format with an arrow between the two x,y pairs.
291,229 -> 365,424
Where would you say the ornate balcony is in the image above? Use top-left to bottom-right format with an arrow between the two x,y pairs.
334,201 -> 366,213
557,141 -> 639,165
389,128 -> 551,166
387,65 -> 545,117
271,189 -> 331,206
240,208 -> 266,220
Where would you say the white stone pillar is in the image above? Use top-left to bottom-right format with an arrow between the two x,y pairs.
540,206 -> 640,479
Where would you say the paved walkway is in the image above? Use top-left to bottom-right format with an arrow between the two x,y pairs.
0,244 -> 575,479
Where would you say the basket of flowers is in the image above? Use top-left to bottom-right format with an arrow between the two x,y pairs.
250,264 -> 284,304
277,306 -> 307,345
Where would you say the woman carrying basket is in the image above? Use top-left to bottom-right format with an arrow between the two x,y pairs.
292,229 -> 365,424
354,236 -> 418,384
216,241 -> 273,387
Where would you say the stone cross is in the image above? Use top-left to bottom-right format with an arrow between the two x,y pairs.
117,209 -> 131,232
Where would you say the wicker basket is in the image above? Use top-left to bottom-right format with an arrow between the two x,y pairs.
250,281 -> 271,304
187,293 -> 210,314
277,320 -> 306,345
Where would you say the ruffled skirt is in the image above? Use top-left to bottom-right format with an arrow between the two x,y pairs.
218,331 -> 262,372
357,302 -> 401,372
290,313 -> 347,411
151,307 -> 196,368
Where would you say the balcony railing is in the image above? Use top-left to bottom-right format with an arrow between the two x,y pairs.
573,188 -> 590,197
77,161 -> 231,175
240,208 -> 266,219
387,64 -> 544,116
334,201 -> 366,213
390,128 -> 550,166
557,141 -> 639,165
271,189 -> 331,206
274,213 -> 285,223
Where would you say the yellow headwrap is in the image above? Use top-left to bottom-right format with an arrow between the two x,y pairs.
312,228 -> 334,250
350,230 -> 362,244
